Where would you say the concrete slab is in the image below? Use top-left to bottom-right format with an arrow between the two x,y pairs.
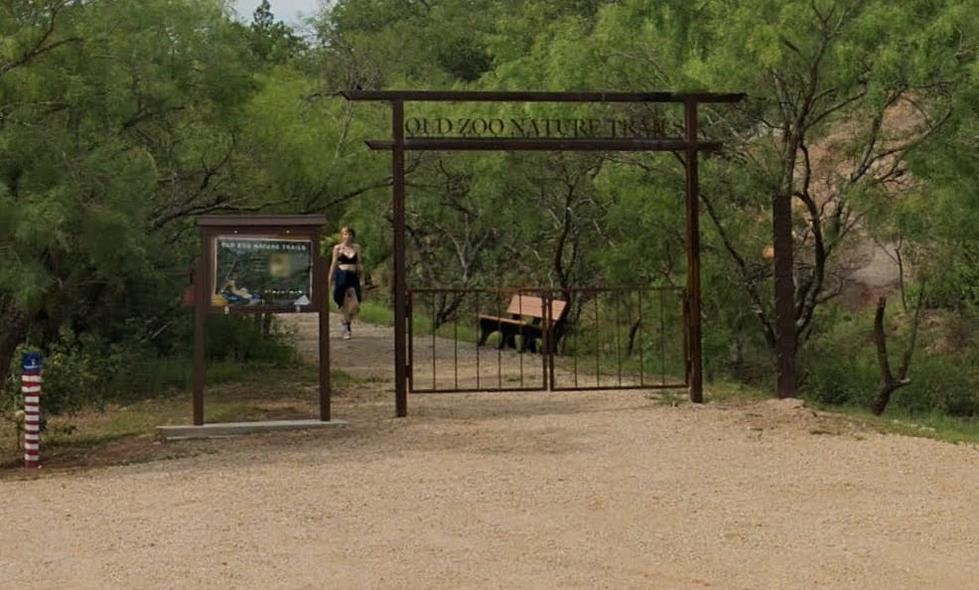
157,419 -> 348,441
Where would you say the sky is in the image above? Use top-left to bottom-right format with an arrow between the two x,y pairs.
234,0 -> 323,25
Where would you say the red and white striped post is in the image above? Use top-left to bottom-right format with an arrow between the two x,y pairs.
21,353 -> 42,470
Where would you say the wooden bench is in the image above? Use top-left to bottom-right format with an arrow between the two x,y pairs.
477,294 -> 567,353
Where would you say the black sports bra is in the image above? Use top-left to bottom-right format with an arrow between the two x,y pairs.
337,249 -> 358,264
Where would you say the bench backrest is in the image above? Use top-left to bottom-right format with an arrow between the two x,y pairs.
505,294 -> 567,322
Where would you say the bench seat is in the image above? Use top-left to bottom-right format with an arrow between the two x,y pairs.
477,294 -> 567,353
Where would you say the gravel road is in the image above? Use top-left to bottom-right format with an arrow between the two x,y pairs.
1,315 -> 977,589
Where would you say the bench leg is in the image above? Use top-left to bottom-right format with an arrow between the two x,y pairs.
477,319 -> 492,347
498,326 -> 517,350
517,331 -> 537,353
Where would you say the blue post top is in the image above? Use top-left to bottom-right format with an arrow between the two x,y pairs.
21,352 -> 42,371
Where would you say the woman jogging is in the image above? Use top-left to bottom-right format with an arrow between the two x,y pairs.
328,226 -> 363,340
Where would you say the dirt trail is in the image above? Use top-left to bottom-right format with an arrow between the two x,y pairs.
2,315 -> 978,589
284,313 -> 656,390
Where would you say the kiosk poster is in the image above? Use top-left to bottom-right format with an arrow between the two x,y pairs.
212,236 -> 313,308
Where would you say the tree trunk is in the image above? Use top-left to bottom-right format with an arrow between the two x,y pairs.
626,319 -> 641,357
870,382 -> 902,417
773,188 -> 797,398
870,296 -> 918,416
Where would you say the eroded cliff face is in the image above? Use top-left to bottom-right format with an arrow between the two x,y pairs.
838,240 -> 904,310
787,100 -> 926,312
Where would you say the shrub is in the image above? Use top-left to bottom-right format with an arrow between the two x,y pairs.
7,327 -> 122,415
799,348 -> 878,408
204,315 -> 298,364
1,315 -> 301,416
897,355 -> 978,417
799,307 -> 979,417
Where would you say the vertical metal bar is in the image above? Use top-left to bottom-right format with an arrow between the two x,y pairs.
684,98 -> 704,403
660,288 -> 666,386
615,291 -> 623,386
313,228 -> 330,421
682,292 -> 691,387
408,289 -> 414,391
545,289 -> 554,390
497,291 -> 503,390
673,289 -> 690,383
518,290 -> 524,388
476,290 -> 483,389
638,288 -> 645,387
432,292 -> 437,391
452,300 -> 466,389
626,290 -> 635,386
192,242 -> 207,426
573,294 -> 579,388
594,295 -> 600,388
392,99 -> 408,416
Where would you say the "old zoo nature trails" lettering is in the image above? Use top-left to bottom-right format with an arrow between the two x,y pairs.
404,116 -> 670,139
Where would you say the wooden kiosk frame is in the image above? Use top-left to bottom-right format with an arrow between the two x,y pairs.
192,215 -> 330,425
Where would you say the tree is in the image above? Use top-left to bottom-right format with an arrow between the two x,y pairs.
702,0 -> 972,397
0,0 -> 260,387
250,0 -> 306,63
547,0 -> 975,396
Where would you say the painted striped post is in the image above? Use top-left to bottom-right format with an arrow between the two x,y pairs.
21,353 -> 42,470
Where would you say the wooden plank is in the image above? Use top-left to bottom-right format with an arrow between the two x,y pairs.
365,138 -> 723,152
197,215 -> 327,227
340,90 -> 746,103
503,295 -> 567,320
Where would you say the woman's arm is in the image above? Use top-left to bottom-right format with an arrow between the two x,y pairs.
328,244 -> 339,280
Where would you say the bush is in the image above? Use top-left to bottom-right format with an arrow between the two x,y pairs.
3,327 -> 122,415
204,315 -> 299,364
1,315 -> 301,416
897,355 -> 979,417
800,348 -> 878,408
799,307 -> 979,417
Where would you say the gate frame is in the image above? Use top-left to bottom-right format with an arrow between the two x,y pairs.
341,90 -> 745,417
408,287 -> 552,393
407,286 -> 689,393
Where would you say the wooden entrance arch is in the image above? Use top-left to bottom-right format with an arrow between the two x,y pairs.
341,90 -> 745,417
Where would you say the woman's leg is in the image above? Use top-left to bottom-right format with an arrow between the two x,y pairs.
344,287 -> 360,321
340,293 -> 351,325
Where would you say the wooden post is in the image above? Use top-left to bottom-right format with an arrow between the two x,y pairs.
684,98 -> 704,404
773,177 -> 798,398
192,247 -> 207,425
313,227 -> 331,421
392,100 -> 408,417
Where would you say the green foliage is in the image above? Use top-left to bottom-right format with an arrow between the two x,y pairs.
2,316 -> 298,416
1,0 -> 977,423
904,356 -> 979,417
28,328 -> 119,415
205,315 -> 300,365
249,0 -> 307,63
801,308 -> 979,416
801,347 -> 880,408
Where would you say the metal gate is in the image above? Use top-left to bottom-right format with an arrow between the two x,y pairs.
408,287 -> 689,393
